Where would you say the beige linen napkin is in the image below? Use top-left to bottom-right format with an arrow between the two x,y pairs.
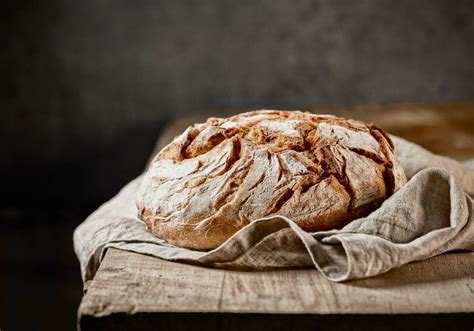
73,136 -> 474,282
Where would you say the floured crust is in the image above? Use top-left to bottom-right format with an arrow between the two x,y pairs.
137,110 -> 407,250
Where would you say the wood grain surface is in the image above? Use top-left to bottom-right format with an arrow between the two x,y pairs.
80,103 -> 474,330
80,248 -> 474,317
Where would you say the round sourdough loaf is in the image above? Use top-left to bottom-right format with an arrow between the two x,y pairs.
137,110 -> 407,250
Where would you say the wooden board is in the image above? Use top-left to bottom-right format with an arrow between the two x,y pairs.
79,103 -> 474,330
80,248 -> 474,316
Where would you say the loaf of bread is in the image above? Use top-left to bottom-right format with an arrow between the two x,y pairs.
137,110 -> 407,250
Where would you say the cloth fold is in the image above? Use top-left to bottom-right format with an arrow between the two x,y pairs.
73,136 -> 474,282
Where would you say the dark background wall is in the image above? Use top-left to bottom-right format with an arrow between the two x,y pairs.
1,1 -> 473,330
3,0 -> 474,206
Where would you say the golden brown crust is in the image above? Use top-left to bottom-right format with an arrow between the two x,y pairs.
137,110 -> 407,250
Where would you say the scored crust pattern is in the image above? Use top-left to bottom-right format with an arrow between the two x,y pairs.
137,110 -> 407,250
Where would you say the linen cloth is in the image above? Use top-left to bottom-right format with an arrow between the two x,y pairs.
74,136 -> 474,282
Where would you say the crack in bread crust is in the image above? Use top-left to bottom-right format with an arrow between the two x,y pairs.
137,110 -> 407,250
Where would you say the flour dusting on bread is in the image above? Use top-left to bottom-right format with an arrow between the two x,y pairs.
137,110 -> 407,250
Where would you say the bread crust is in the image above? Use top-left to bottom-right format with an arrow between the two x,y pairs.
137,110 -> 407,250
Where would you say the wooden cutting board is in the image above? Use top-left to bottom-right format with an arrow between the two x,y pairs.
78,103 -> 474,331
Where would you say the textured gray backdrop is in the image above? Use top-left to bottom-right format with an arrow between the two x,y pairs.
2,0 -> 474,205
